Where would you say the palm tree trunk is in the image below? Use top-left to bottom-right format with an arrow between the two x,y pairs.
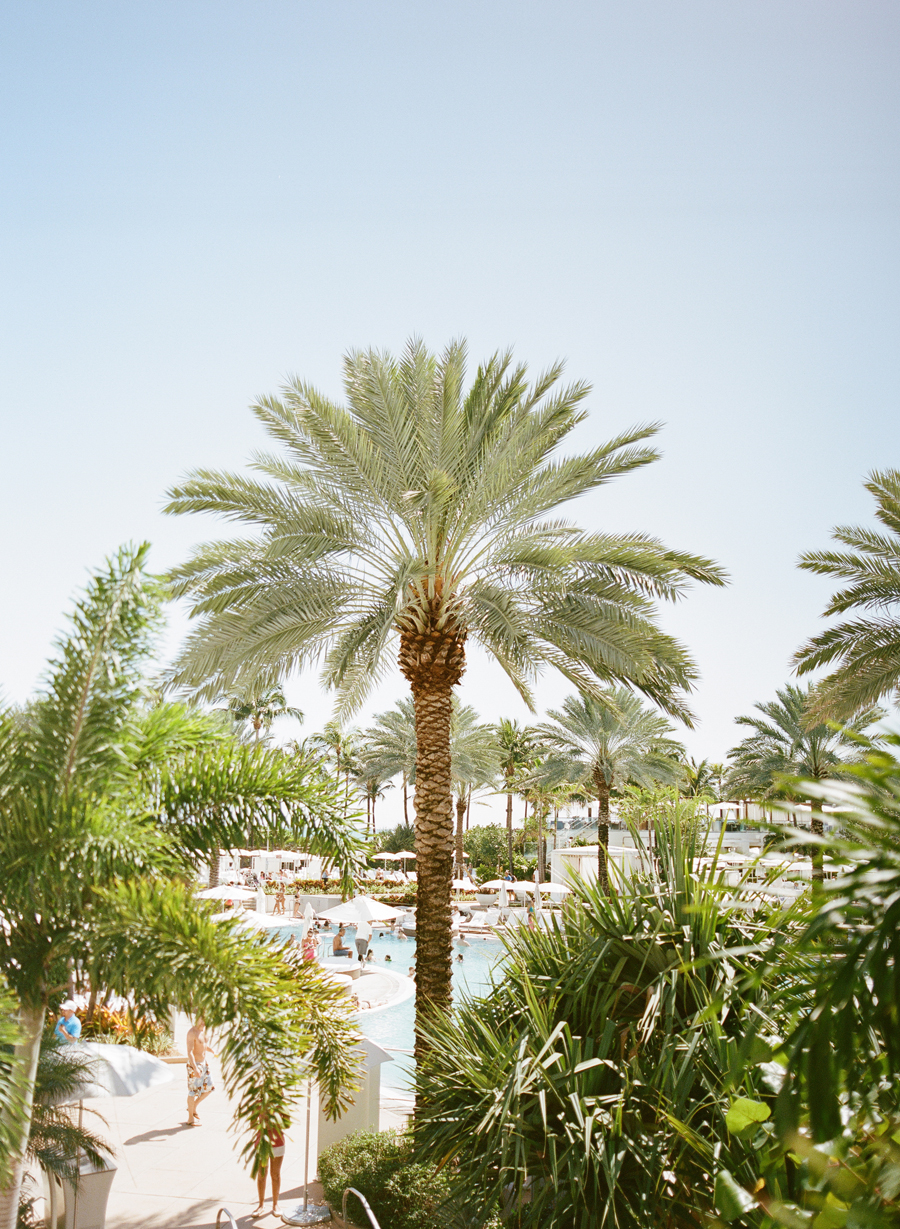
0,1002 -> 45,1229
209,845 -> 221,888
402,771 -> 409,825
398,615 -> 465,1071
409,680 -> 455,1058
594,772 -> 610,893
811,801 -> 825,887
454,794 -> 467,876
506,782 -> 514,876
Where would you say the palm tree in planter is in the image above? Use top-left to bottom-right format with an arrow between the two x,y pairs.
164,339 -> 725,1058
725,683 -> 881,884
535,688 -> 686,890
0,547 -> 363,1226
493,719 -> 539,876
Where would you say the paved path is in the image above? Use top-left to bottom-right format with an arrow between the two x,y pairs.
68,1018 -> 409,1228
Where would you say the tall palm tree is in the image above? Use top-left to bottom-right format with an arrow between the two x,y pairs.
795,469 -> 900,718
535,688 -> 686,890
493,719 -> 539,875
309,722 -> 361,820
164,339 -> 725,1054
0,547 -> 362,1225
448,702 -> 498,875
220,685 -> 304,744
725,682 -> 881,882
361,698 -> 418,826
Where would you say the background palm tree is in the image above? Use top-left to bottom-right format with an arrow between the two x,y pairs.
220,685 -> 304,744
535,687 -> 686,890
308,722 -> 361,820
361,698 -> 418,826
448,701 -> 498,875
795,469 -> 900,718
165,338 -> 725,1058
0,548 -> 361,1224
681,756 -> 722,799
493,719 -> 539,875
725,682 -> 881,882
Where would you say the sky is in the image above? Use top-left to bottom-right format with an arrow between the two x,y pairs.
1,2 -> 898,824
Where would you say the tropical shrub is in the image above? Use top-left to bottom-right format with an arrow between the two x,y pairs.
318,1129 -> 453,1229
414,818 -> 803,1228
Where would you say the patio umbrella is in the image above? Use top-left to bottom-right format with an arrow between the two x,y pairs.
318,895 -> 400,924
498,880 -> 509,911
477,880 -> 507,891
372,852 -> 398,861
194,885 -> 255,901
299,902 -> 316,944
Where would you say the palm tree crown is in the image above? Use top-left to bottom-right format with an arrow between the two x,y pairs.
725,683 -> 880,800
795,469 -> 900,718
535,688 -> 686,888
220,685 -> 304,744
164,339 -> 726,1050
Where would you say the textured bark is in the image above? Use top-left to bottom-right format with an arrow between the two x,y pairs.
506,786 -> 514,876
398,610 -> 466,1068
0,1003 -> 45,1229
454,794 -> 467,875
208,845 -> 221,888
594,772 -> 611,893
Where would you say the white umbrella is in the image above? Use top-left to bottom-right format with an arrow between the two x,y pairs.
61,1042 -> 175,1103
256,887 -> 267,913
498,880 -> 509,910
195,885 -> 255,900
372,852 -> 398,861
318,895 -> 400,924
478,880 -> 508,891
452,878 -> 475,890
536,882 -> 572,893
299,902 -> 315,944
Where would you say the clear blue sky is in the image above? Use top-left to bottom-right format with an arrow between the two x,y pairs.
2,2 -> 898,803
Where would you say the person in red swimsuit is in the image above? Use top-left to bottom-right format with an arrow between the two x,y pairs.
251,1122 -> 286,1217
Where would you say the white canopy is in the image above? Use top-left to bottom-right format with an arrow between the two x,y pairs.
61,1042 -> 175,1103
318,895 -> 401,924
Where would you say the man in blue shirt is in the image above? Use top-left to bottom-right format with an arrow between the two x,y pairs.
54,999 -> 82,1044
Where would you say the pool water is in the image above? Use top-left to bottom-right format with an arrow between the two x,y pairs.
272,921 -> 505,1092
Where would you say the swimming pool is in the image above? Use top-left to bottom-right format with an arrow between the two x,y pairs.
272,921 -> 505,1092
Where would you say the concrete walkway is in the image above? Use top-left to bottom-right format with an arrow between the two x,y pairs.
49,1017 -> 410,1228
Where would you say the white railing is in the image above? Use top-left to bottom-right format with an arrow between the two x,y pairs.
342,1187 -> 383,1229
215,1210 -> 239,1229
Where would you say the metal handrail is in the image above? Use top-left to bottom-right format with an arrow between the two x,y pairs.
342,1186 -> 383,1229
215,1209 -> 239,1229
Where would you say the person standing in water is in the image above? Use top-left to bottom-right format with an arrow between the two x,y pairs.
185,1016 -> 216,1125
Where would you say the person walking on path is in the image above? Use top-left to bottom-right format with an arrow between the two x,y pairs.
185,1016 -> 216,1126
54,999 -> 82,1044
354,919 -> 371,961
274,885 -> 286,915
251,1121 -> 286,1218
